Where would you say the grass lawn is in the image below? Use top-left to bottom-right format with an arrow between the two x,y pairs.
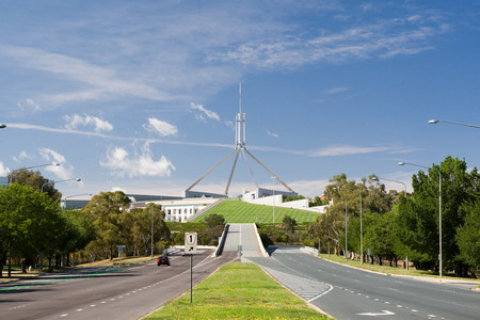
320,254 -> 480,283
145,262 -> 329,320
194,198 -> 319,224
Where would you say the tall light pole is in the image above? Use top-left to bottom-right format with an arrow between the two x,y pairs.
150,206 -> 154,257
371,175 -> 408,268
272,176 -> 276,224
42,178 -> 81,192
371,175 -> 407,194
359,195 -> 363,264
345,204 -> 348,261
398,161 -> 442,277
63,193 -> 92,209
429,119 -> 480,129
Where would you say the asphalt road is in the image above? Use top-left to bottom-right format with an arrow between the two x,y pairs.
250,247 -> 480,320
0,249 -> 238,320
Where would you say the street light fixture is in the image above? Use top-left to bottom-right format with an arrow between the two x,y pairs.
398,161 -> 443,277
428,119 -> 480,129
272,176 -> 276,224
42,178 -> 81,192
0,124 -> 6,129
63,193 -> 93,209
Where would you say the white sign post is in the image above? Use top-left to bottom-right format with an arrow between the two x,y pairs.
185,232 -> 197,304
185,232 -> 198,254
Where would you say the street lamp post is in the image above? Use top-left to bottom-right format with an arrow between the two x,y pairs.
150,207 -> 154,257
63,193 -> 93,209
272,176 -> 276,224
398,161 -> 442,277
0,124 -> 6,129
359,195 -> 363,264
371,175 -> 409,268
429,119 -> 480,129
345,204 -> 348,261
41,178 -> 81,192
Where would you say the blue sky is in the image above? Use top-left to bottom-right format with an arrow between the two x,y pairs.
1,0 -> 480,199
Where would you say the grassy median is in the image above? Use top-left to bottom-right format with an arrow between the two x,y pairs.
145,262 -> 329,319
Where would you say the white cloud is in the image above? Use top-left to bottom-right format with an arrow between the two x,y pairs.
64,114 -> 113,132
17,98 -> 41,111
191,103 -> 220,121
307,145 -> 404,157
100,143 -> 176,178
13,151 -> 33,162
266,129 -> 279,138
143,118 -> 178,137
38,147 -> 75,180
0,162 -> 9,176
326,87 -> 349,94
0,45 -> 178,104
209,16 -> 449,68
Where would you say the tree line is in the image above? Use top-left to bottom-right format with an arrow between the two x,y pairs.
0,170 -> 172,277
307,156 -> 480,277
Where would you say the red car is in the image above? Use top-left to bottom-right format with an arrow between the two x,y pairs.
157,256 -> 170,266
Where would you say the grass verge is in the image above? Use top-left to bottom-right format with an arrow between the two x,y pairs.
145,262 -> 329,319
320,254 -> 480,283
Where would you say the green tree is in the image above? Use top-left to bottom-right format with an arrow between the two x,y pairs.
282,215 -> 297,234
82,191 -> 131,259
0,184 -> 63,275
7,168 -> 62,201
397,157 -> 480,274
456,200 -> 480,272
203,214 -> 225,245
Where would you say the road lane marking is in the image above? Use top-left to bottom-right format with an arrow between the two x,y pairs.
307,285 -> 334,302
356,310 -> 395,317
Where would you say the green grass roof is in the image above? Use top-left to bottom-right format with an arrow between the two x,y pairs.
193,198 -> 320,223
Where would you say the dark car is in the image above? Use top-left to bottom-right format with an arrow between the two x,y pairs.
157,256 -> 170,266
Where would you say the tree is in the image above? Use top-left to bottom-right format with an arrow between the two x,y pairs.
7,168 -> 62,201
203,214 -> 225,245
204,214 -> 225,228
0,184 -> 64,275
397,157 -> 480,274
82,191 -> 131,259
456,200 -> 480,273
282,215 -> 297,234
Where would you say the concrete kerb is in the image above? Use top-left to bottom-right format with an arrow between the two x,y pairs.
212,224 -> 230,257
252,223 -> 270,257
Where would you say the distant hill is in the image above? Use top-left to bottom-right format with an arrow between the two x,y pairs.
192,198 -> 320,224
0,176 -> 7,186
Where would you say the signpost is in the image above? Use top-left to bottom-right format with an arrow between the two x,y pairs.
185,232 -> 197,303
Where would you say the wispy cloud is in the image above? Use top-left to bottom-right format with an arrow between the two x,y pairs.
7,123 -> 231,148
266,129 -> 279,138
7,122 -> 415,158
100,143 -> 175,178
191,103 -> 220,121
0,45 -> 181,104
326,87 -> 349,94
143,118 -> 178,137
64,114 -> 113,132
209,16 -> 449,68
38,147 -> 76,180
13,151 -> 33,162
0,162 -> 9,176
306,145 -> 404,157
17,98 -> 41,111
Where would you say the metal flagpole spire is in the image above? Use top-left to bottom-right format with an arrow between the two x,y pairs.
185,83 -> 295,196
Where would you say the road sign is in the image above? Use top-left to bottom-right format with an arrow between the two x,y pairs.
185,232 -> 197,254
